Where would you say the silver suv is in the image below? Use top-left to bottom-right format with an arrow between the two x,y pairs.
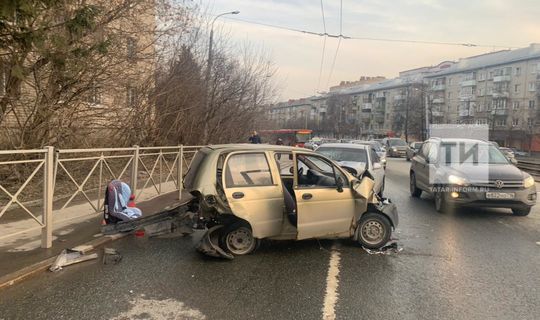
409,138 -> 537,215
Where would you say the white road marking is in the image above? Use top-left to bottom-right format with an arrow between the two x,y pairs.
111,295 -> 206,320
322,243 -> 341,320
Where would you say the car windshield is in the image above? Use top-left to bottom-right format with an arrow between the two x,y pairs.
442,143 -> 509,164
389,139 -> 407,147
316,147 -> 368,163
412,142 -> 423,149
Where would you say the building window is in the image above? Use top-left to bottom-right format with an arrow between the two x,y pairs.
514,67 -> 521,76
127,37 -> 137,59
512,118 -> 519,126
478,88 -> 484,96
528,82 -> 536,92
514,84 -> 520,93
478,72 -> 485,81
529,100 -> 536,109
496,119 -> 506,126
513,101 -> 520,110
489,71 -> 494,79
448,77 -> 452,85
127,86 -> 137,107
487,86 -> 493,95
528,118 -> 535,126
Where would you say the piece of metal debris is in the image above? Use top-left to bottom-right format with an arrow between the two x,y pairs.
103,248 -> 122,265
362,241 -> 403,255
49,249 -> 98,272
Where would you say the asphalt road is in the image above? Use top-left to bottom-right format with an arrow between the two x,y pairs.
1,158 -> 539,320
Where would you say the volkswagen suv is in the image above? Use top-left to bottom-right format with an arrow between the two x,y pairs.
409,138 -> 536,215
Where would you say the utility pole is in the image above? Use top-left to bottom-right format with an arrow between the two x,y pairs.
203,11 -> 239,142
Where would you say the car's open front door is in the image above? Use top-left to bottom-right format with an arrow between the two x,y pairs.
293,153 -> 355,240
222,151 -> 284,238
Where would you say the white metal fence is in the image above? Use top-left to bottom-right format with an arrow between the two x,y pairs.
0,145 -> 202,248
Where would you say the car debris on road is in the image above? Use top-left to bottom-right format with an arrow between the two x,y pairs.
49,249 -> 98,272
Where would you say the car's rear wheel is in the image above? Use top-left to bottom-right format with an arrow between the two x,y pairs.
219,222 -> 259,255
410,173 -> 422,198
357,213 -> 391,249
512,207 -> 531,216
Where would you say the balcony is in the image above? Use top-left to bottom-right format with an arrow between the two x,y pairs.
375,92 -> 385,99
431,84 -> 445,91
493,75 -> 511,82
432,97 -> 445,104
459,109 -> 474,117
362,103 -> 372,111
459,94 -> 475,101
394,95 -> 405,100
491,109 -> 509,116
461,79 -> 476,87
492,91 -> 509,98
373,113 -> 385,122
432,111 -> 444,117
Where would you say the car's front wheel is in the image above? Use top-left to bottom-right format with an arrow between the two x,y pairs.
219,222 -> 259,255
357,213 -> 391,249
512,207 -> 531,216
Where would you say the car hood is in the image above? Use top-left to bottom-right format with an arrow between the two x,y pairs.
337,161 -> 367,176
390,146 -> 407,150
444,164 -> 524,182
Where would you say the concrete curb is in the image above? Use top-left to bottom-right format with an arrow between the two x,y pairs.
0,233 -> 128,291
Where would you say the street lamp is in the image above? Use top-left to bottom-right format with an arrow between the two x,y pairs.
206,11 -> 240,82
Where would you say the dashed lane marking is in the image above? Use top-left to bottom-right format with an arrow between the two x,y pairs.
322,243 -> 341,320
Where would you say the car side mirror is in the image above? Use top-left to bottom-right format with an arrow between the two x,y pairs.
336,176 -> 344,193
373,162 -> 382,170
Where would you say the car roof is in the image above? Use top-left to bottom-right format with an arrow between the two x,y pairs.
316,143 -> 370,150
205,144 -> 309,153
429,138 -> 491,144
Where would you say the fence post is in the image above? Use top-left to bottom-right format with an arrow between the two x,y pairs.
41,146 -> 54,249
131,145 -> 139,196
177,145 -> 183,200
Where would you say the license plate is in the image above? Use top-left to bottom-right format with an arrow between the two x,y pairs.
486,192 -> 515,199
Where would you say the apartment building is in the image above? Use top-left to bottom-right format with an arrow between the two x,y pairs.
268,44 -> 540,150
425,44 -> 540,150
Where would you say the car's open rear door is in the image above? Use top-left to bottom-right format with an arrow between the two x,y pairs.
221,151 -> 284,238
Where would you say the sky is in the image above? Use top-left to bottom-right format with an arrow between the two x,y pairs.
204,0 -> 540,100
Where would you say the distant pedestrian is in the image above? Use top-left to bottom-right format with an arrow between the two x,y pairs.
249,131 -> 262,144
276,138 -> 284,145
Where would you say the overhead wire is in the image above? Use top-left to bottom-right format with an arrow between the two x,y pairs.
326,0 -> 343,88
221,16 -> 517,49
316,0 -> 328,92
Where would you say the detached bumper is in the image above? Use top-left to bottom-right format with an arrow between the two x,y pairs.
372,198 -> 399,228
196,225 -> 234,260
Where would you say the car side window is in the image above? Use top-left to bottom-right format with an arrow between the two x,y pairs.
370,148 -> 380,165
297,154 -> 345,188
274,152 -> 294,176
427,143 -> 439,163
419,142 -> 431,159
225,153 -> 273,187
